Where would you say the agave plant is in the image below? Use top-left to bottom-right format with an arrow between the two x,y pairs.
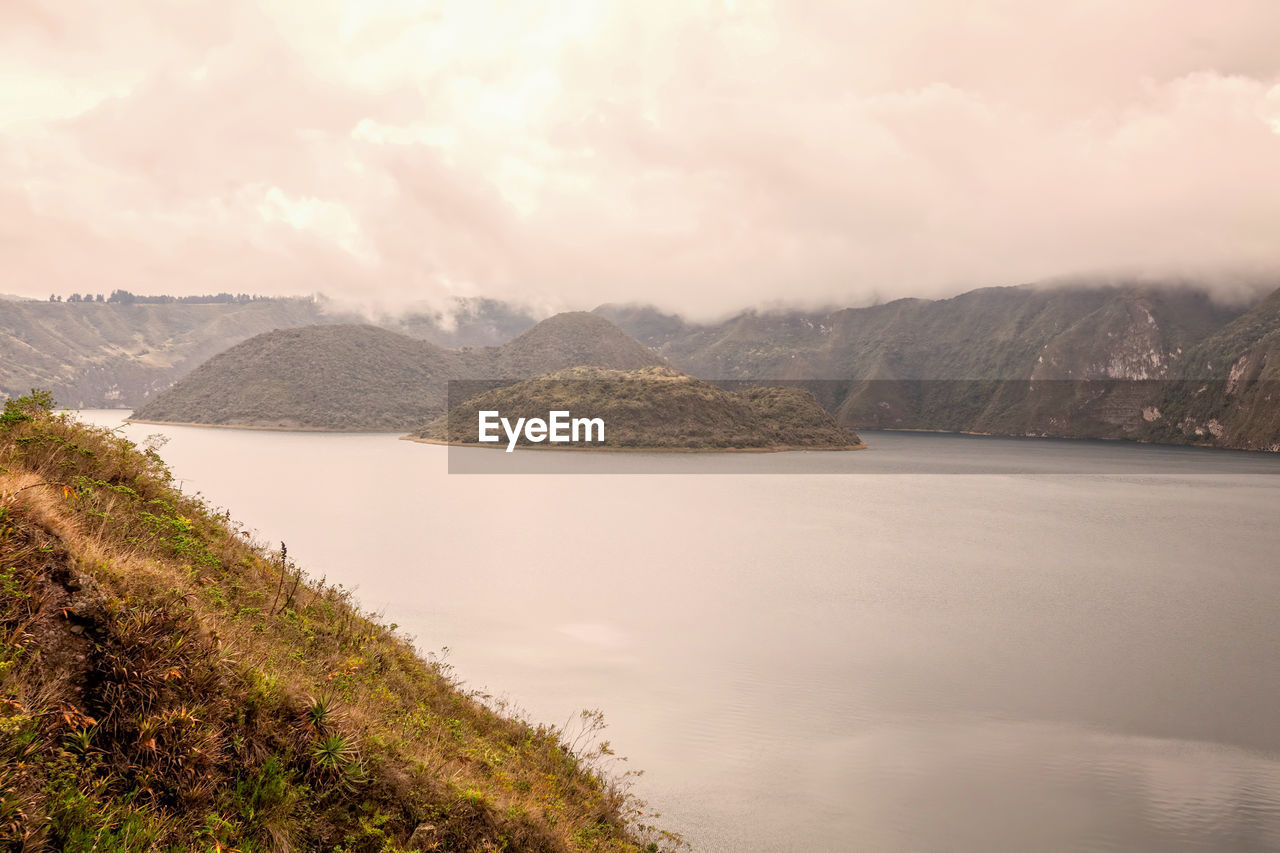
302,694 -> 342,736
309,733 -> 363,790
64,725 -> 98,757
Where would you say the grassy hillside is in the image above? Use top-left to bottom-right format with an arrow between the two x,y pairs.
417,366 -> 862,451
131,326 -> 459,431
0,394 -> 677,851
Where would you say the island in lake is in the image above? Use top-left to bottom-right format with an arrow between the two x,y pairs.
413,365 -> 864,451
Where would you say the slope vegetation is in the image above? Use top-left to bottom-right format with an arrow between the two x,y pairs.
0,394 -> 675,851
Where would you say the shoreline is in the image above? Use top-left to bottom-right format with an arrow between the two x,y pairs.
114,418 -> 1274,455
122,417 -> 406,434
121,417 -> 868,450
865,426 -> 1278,454
401,435 -> 868,453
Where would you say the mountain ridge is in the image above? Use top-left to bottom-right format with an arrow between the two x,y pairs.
596,283 -> 1280,450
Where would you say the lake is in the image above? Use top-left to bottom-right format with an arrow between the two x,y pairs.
77,412 -> 1280,852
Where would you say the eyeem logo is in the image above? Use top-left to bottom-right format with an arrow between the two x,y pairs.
478,410 -> 605,452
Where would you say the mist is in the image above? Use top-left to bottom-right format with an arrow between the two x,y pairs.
3,1 -> 1280,320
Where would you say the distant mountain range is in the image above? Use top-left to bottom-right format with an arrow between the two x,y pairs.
596,285 -> 1238,381
595,283 -> 1280,451
4,280 -> 1279,449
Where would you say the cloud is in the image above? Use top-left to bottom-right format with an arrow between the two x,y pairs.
3,0 -> 1280,319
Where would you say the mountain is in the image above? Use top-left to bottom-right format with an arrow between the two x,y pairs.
591,304 -> 692,350
604,285 -> 1238,382
131,325 -> 459,431
0,393 -> 668,851
0,298 -> 332,409
388,297 -> 538,348
131,313 -> 667,431
1142,287 -> 1280,451
596,283 -> 1280,450
0,297 -> 540,410
416,365 -> 863,451
469,311 -> 665,377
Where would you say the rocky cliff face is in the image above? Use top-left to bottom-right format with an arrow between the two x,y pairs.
1139,288 -> 1280,451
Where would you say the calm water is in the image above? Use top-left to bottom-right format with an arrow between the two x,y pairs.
79,412 -> 1280,851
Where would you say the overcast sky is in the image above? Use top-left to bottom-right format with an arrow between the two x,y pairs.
4,1 -> 1280,318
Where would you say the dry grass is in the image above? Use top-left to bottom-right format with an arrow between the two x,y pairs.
0,393 -> 680,853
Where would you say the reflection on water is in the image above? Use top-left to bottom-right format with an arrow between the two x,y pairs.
805,722 -> 1280,852
77,411 -> 1280,851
